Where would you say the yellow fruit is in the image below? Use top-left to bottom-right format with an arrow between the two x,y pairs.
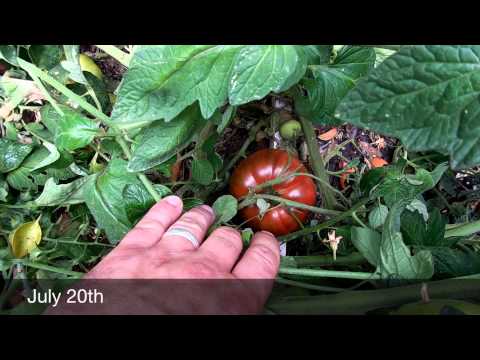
79,54 -> 103,80
8,217 -> 42,258
392,299 -> 480,315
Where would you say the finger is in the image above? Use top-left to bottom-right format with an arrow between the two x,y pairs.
158,205 -> 215,252
232,231 -> 280,279
198,227 -> 243,272
120,195 -> 183,248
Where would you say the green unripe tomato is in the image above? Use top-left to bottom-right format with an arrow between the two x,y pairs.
280,119 -> 302,140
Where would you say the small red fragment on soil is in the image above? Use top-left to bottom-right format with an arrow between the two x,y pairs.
370,157 -> 389,168
318,128 -> 338,141
339,160 -> 356,190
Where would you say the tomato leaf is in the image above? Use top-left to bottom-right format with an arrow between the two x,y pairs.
123,183 -> 172,224
40,104 -> 99,152
294,46 -> 376,125
212,195 -> 238,224
0,138 -> 34,173
0,45 -> 18,65
128,104 -> 204,172
371,163 -> 448,207
303,45 -> 333,65
111,45 -> 307,126
0,177 -> 8,202
337,45 -> 480,170
378,201 -> 434,280
405,199 -> 429,222
29,45 -> 63,71
401,207 -> 450,248
191,158 -> 214,186
61,45 -> 89,85
183,197 -> 204,211
33,176 -> 94,207
351,226 -> 381,266
30,141 -> 60,172
6,146 -> 55,191
84,159 -> 140,243
368,204 -> 389,229
430,248 -> 480,278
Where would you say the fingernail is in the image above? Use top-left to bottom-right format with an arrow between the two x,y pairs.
199,204 -> 215,216
260,231 -> 276,238
164,195 -> 182,207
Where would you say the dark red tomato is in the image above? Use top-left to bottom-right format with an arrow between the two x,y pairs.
229,148 -> 317,236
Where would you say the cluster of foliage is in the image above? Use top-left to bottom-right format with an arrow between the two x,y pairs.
1,45 -> 480,314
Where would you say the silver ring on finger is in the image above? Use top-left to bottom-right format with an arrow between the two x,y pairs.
165,227 -> 201,249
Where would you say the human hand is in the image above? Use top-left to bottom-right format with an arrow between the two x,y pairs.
45,195 -> 280,315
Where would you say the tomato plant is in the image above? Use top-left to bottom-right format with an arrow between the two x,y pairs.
1,44 -> 480,314
229,149 -> 316,236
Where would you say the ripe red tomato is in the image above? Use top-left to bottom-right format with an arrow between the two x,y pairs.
229,148 -> 317,236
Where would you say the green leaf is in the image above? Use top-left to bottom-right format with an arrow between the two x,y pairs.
372,163 -> 447,207
0,138 -> 34,173
84,159 -> 140,244
123,183 -> 172,224
294,46 -> 376,125
351,226 -> 381,266
216,105 -> 237,134
303,45 -> 333,65
128,104 -> 204,172
61,45 -> 89,85
378,201 -> 434,280
191,158 -> 214,186
212,195 -> 238,224
336,45 -> 480,170
0,45 -> 18,65
229,45 -> 307,105
33,176 -> 93,207
0,177 -> 8,202
368,204 -> 389,229
183,197 -> 204,211
111,45 -> 307,126
6,146 -> 53,191
30,141 -> 60,172
29,45 -> 63,70
405,199 -> 429,222
68,72 -> 111,113
431,247 -> 480,278
401,208 -> 447,247
40,104 -> 99,152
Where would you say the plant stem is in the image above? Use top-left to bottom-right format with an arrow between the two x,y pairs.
267,276 -> 480,314
17,58 -> 111,125
43,237 -> 114,247
221,119 -> 266,178
239,193 -> 341,217
287,252 -> 366,267
275,277 -> 346,293
13,260 -> 84,278
352,211 -> 368,228
116,135 -> 161,202
445,219 -> 480,238
299,117 -> 337,209
278,198 -> 370,243
95,45 -> 131,67
278,267 -> 380,280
